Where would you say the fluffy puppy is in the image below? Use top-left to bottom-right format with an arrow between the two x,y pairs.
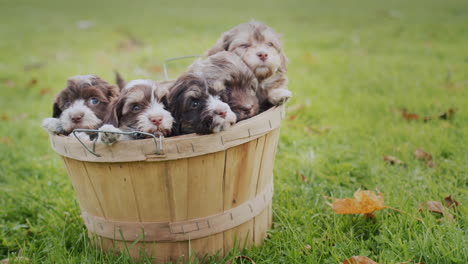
188,51 -> 259,121
206,20 -> 291,110
42,75 -> 119,139
99,79 -> 173,145
167,73 -> 237,135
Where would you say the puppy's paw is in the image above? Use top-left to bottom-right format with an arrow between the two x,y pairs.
268,88 -> 292,105
42,118 -> 64,134
73,131 -> 92,141
98,125 -> 122,145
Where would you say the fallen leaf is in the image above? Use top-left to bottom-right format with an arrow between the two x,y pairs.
419,201 -> 454,222
299,172 -> 308,183
148,65 -> 162,73
420,201 -> 444,215
327,190 -> 386,215
288,114 -> 297,120
444,195 -> 459,209
39,87 -> 52,96
340,256 -> 378,264
1,115 -> 9,121
26,78 -> 38,88
438,108 -> 456,120
304,244 -> 312,250
401,109 -> 420,121
0,137 -> 13,145
226,256 -> 256,264
383,155 -> 404,165
415,149 -> 434,167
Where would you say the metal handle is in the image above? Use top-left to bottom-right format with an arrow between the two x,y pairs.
72,129 -> 164,157
163,55 -> 202,80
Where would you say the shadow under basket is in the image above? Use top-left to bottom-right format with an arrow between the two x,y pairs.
49,105 -> 285,263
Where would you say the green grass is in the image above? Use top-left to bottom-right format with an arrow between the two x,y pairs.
1,0 -> 467,263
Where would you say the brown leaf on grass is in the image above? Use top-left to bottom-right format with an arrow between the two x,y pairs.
383,155 -> 405,165
288,114 -> 297,120
340,256 -> 378,264
39,87 -> 52,96
444,195 -> 459,209
1,115 -> 9,121
226,256 -> 256,264
401,109 -> 420,121
26,78 -> 38,88
327,190 -> 386,215
0,137 -> 13,146
419,201 -> 454,222
148,65 -> 162,73
415,149 -> 434,168
438,108 -> 456,120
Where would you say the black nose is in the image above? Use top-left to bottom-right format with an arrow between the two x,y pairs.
257,52 -> 268,61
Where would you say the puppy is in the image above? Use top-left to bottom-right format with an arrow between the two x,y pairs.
167,73 -> 237,135
42,75 -> 119,139
99,79 -> 173,145
188,51 -> 259,121
206,20 -> 291,110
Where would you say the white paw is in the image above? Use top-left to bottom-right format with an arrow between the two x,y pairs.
42,118 -> 64,134
98,125 -> 122,145
73,131 -> 91,141
268,88 -> 292,105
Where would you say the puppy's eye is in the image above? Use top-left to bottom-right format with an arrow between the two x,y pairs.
268,42 -> 274,47
90,98 -> 99,105
191,100 -> 201,109
239,44 -> 251,48
132,104 -> 141,112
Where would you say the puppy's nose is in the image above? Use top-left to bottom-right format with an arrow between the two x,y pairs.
71,113 -> 84,123
216,110 -> 227,118
257,51 -> 268,61
150,116 -> 163,126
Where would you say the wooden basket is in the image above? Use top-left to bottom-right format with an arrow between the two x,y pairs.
49,105 -> 285,263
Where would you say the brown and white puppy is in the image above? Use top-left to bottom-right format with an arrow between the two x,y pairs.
98,79 -> 173,145
189,51 -> 259,121
167,73 -> 237,135
42,75 -> 119,140
207,20 -> 291,110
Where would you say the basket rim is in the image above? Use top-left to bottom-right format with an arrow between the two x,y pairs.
49,105 -> 285,163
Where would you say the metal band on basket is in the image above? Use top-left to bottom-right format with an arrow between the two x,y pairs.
81,183 -> 273,242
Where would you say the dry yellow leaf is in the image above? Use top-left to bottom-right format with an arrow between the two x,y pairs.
328,190 -> 386,214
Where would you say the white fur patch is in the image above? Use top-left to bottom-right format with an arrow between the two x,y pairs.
124,79 -> 156,91
68,75 -> 97,85
60,99 -> 102,133
206,95 -> 237,133
42,117 -> 63,134
136,101 -> 174,136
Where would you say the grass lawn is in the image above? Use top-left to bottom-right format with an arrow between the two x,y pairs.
1,0 -> 467,263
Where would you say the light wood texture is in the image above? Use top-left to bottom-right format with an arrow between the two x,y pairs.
53,107 -> 284,263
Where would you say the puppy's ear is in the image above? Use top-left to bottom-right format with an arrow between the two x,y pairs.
206,31 -> 234,56
52,102 -> 62,118
104,99 -> 124,127
106,84 -> 120,99
115,71 -> 126,91
279,51 -> 288,72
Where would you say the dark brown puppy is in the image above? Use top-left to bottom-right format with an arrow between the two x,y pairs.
167,73 -> 237,135
189,51 -> 259,121
99,79 -> 174,144
42,75 -> 119,139
207,20 -> 291,110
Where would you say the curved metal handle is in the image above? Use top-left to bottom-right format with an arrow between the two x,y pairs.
72,129 -> 164,158
163,55 -> 202,80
